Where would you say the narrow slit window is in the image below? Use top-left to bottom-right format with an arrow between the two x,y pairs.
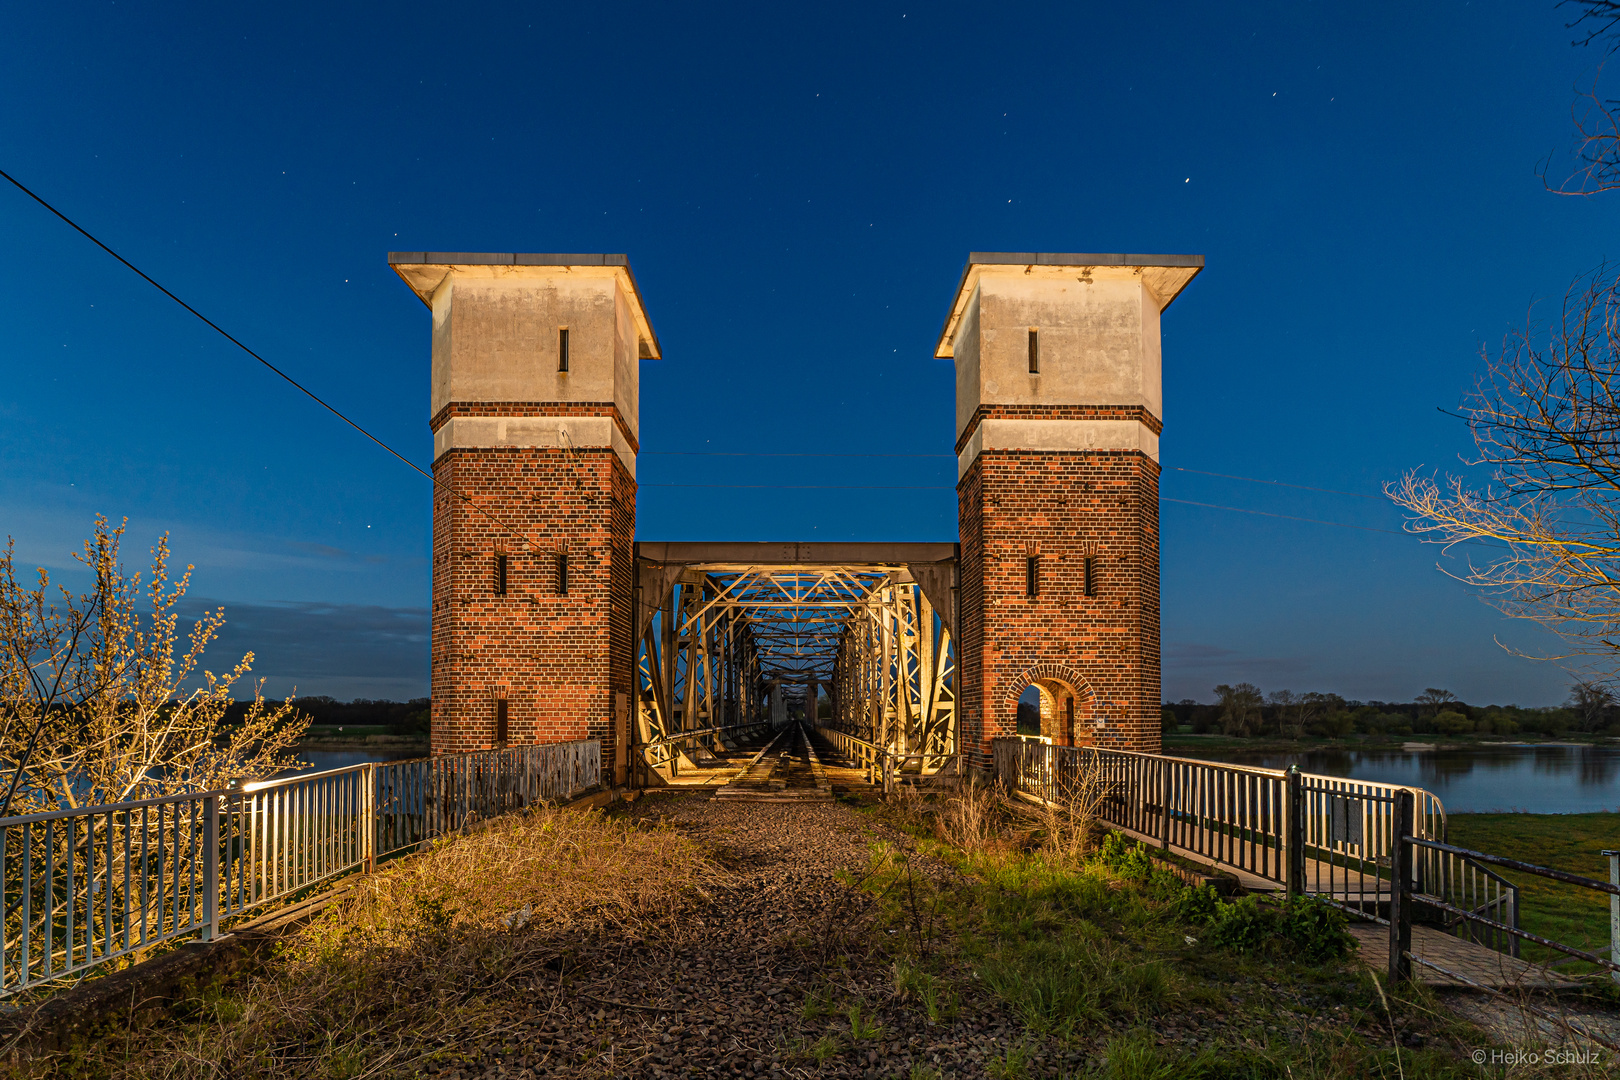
1026,555 -> 1039,597
1027,329 -> 1039,374
1084,556 -> 1098,598
557,552 -> 569,595
495,553 -> 508,596
495,698 -> 509,746
558,327 -> 570,372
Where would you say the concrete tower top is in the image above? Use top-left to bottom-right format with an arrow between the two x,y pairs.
389,253 -> 657,474
938,252 -> 1203,475
933,253 -> 1202,360
388,253 -> 660,360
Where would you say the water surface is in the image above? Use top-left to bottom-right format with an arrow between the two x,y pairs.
1173,743 -> 1620,814
285,748 -> 425,776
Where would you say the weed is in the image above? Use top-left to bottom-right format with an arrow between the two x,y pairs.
1203,894 -> 1356,961
986,1040 -> 1033,1079
809,1035 -> 840,1064
1097,833 -> 1155,881
909,1064 -> 946,1080
938,776 -> 1000,852
978,921 -> 1175,1036
801,980 -> 835,1021
893,960 -> 960,1022
1090,1029 -> 1176,1080
1171,882 -> 1221,924
847,998 -> 885,1041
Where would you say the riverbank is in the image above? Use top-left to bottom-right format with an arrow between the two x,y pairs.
293,735 -> 428,753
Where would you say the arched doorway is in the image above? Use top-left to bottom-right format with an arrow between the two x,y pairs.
1007,664 -> 1096,747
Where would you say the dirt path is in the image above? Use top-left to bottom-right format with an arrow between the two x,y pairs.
426,790 -> 1050,1080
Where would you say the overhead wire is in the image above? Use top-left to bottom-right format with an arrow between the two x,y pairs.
0,166 -> 540,553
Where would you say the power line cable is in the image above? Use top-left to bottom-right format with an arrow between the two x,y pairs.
1169,466 -> 1383,501
0,167 -> 539,552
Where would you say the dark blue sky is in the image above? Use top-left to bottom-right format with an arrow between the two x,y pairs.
3,2 -> 1615,705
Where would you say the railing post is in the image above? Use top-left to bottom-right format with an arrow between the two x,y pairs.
1286,766 -> 1305,897
1605,849 -> 1620,985
1388,789 -> 1413,984
1160,759 -> 1172,850
362,764 -> 377,874
201,793 -> 220,942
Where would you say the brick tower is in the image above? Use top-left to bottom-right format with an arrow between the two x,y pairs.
390,254 -> 658,782
936,253 -> 1201,768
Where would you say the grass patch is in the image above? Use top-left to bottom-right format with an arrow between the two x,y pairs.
858,786 -> 1500,1078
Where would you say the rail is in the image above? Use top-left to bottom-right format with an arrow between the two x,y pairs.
1387,792 -> 1617,1049
1,739 -> 600,999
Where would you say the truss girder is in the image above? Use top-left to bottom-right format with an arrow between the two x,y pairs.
633,549 -> 957,780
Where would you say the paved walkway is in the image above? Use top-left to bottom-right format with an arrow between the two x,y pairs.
1348,924 -> 1581,990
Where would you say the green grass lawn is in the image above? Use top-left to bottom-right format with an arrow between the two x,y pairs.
1446,813 -> 1620,970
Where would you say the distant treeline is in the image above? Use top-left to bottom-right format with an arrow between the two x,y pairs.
1161,683 -> 1618,740
226,697 -> 431,739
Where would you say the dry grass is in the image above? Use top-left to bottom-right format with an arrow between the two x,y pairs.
936,776 -> 999,853
31,805 -> 719,1080
1038,753 -> 1110,866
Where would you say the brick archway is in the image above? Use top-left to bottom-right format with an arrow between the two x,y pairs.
1003,662 -> 1093,705
1005,662 -> 1098,747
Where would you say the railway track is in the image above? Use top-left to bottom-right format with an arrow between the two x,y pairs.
713,723 -> 833,803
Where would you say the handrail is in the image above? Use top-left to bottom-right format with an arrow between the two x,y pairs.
0,789 -> 228,828
240,762 -> 371,792
0,738 -> 601,999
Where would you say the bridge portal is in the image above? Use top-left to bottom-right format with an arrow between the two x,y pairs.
390,250 -> 1201,781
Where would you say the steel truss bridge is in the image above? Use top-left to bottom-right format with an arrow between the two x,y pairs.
632,543 -> 958,780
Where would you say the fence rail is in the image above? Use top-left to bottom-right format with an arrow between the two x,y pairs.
1,739 -> 600,999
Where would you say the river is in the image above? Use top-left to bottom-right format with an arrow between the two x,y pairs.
1175,742 -> 1620,814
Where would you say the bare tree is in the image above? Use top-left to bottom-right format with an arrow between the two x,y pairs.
1388,268 -> 1620,661
1268,689 -> 1301,739
1568,677 -> 1617,729
1545,2 -> 1620,195
1214,683 -> 1263,737
1415,688 -> 1462,715
0,517 -> 307,814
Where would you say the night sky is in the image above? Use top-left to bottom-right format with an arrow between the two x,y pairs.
3,2 -> 1616,706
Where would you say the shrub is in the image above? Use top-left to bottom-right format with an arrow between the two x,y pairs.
1204,894 -> 1355,961
1205,895 -> 1272,952
1097,833 -> 1155,881
1278,894 -> 1355,962
1172,883 -> 1221,925
1432,710 -> 1474,735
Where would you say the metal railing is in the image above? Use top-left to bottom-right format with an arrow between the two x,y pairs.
991,740 -> 1524,949
1,791 -> 223,997
814,726 -> 881,779
878,752 -> 961,794
1,739 -> 600,999
1387,791 -> 1617,1049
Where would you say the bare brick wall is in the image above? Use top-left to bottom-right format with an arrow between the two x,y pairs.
956,447 -> 1162,769
429,445 -> 634,761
